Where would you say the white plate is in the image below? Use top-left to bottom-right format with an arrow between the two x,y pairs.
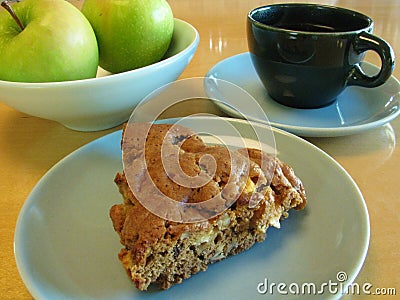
15,117 -> 369,299
205,52 -> 400,137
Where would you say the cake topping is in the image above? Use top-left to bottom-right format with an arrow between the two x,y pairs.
122,123 -> 276,223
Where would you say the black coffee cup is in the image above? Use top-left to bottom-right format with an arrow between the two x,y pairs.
247,3 -> 395,109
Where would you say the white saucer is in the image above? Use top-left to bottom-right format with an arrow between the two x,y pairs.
205,52 -> 400,137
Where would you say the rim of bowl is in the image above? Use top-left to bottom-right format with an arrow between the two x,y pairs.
0,18 -> 199,88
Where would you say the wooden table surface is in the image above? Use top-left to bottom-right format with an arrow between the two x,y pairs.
1,0 -> 399,299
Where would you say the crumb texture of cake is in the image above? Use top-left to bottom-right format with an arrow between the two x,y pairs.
110,123 -> 307,290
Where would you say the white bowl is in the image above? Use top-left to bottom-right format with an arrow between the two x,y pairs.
0,19 -> 199,131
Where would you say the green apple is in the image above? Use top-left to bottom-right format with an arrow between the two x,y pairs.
0,0 -> 99,82
81,0 -> 174,73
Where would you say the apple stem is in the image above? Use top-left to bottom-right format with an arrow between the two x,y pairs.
1,0 -> 24,31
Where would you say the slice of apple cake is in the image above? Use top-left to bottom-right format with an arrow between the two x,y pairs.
110,123 -> 306,290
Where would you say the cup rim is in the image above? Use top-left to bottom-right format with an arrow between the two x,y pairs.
248,3 -> 374,35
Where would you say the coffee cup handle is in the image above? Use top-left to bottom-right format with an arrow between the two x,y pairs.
347,31 -> 395,87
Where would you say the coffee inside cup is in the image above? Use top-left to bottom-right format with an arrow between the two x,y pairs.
251,5 -> 371,33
